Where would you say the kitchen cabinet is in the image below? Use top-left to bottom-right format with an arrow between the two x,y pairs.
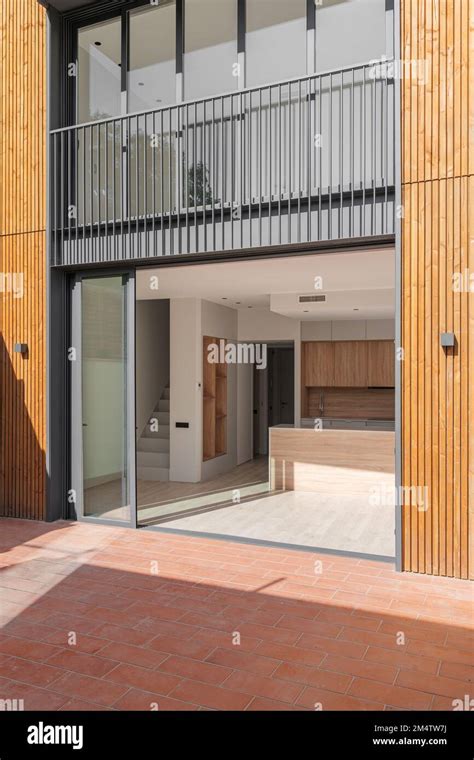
302,339 -> 395,390
303,341 -> 335,387
367,340 -> 395,387
334,341 -> 368,387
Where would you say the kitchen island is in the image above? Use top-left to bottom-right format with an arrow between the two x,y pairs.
269,426 -> 395,495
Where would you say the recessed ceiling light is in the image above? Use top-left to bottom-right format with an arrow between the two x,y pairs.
353,308 -> 359,311
248,306 -> 252,309
221,297 -> 227,300
94,41 -> 102,46
138,82 -> 145,87
303,310 -> 309,313
236,301 -> 241,305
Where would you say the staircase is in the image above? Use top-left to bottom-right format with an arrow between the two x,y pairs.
137,385 -> 170,482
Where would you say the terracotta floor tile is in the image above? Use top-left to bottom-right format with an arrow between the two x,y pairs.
205,647 -> 281,677
223,669 -> 303,703
396,670 -> 472,700
255,641 -> 325,668
322,653 -> 397,685
113,688 -> 198,711
106,662 -> 182,695
46,649 -> 118,678
364,646 -> 440,675
98,642 -> 168,669
296,686 -> 383,711
41,630 -> 106,654
158,655 -> 232,685
189,627 -> 260,652
147,635 -> 215,660
58,698 -> 112,711
439,660 -> 474,683
169,679 -> 253,710
47,671 -> 127,707
92,623 -> 155,646
296,633 -> 367,660
0,657 -> 64,688
0,636 -> 60,662
246,696 -> 308,711
348,678 -> 433,710
276,615 -> 342,639
0,519 -> 471,712
273,662 -> 352,693
237,622 -> 301,646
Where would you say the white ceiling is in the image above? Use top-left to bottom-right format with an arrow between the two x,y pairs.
136,248 -> 395,321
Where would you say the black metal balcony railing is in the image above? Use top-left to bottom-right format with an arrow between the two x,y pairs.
50,61 -> 395,266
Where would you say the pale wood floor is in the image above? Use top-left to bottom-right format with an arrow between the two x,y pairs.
82,457 -> 269,522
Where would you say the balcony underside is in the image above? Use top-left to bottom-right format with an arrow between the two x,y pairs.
53,183 -> 395,267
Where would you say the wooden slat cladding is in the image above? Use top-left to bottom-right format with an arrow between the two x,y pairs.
0,0 -> 46,519
401,0 -> 474,578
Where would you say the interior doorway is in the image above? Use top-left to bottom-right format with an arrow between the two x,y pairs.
254,342 -> 295,456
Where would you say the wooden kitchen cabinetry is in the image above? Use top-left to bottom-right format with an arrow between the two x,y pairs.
367,340 -> 395,387
302,340 -> 395,389
334,341 -> 368,387
303,341 -> 335,387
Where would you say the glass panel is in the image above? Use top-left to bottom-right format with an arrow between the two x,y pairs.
246,0 -> 306,88
184,0 -> 238,100
315,0 -> 387,72
82,276 -> 130,521
77,17 -> 121,123
128,2 -> 176,112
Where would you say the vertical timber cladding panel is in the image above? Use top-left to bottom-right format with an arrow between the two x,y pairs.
401,0 -> 474,578
0,0 -> 46,519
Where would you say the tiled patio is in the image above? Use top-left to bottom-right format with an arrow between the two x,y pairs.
0,518 -> 472,711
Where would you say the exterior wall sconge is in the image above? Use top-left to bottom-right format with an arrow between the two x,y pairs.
14,343 -> 28,354
440,333 -> 456,348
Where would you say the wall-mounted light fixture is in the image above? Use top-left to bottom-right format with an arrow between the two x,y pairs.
440,332 -> 456,348
14,343 -> 28,355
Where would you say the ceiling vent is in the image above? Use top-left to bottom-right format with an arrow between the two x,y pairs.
298,295 -> 326,303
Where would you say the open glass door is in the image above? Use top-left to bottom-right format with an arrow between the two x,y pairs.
71,272 -> 136,527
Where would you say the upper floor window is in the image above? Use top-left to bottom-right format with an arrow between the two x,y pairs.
246,0 -> 307,88
184,0 -> 238,99
77,17 -> 121,122
315,0 -> 388,72
129,2 -> 176,111
72,0 -> 391,123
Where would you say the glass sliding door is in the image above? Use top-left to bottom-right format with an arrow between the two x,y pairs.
72,273 -> 136,526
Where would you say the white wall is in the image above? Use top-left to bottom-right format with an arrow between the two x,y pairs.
238,308 -> 301,426
136,300 -> 170,437
169,299 -> 202,483
237,363 -> 253,465
301,319 -> 395,342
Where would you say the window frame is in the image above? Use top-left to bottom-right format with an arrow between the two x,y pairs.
65,0 -> 390,127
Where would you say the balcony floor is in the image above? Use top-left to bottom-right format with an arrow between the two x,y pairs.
0,518 -> 472,711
